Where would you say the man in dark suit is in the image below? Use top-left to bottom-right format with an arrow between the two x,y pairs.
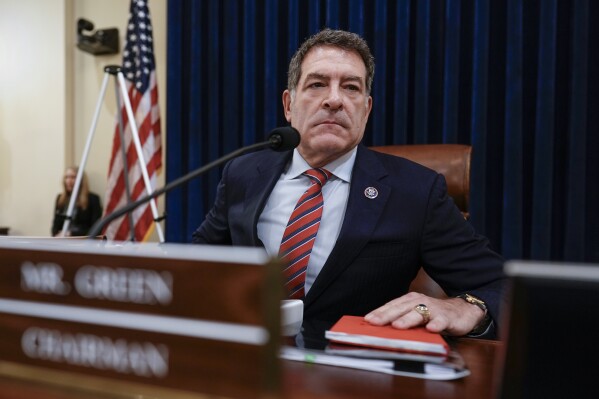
193,29 -> 505,338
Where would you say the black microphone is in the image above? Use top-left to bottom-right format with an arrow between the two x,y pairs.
267,126 -> 301,151
88,126 -> 300,239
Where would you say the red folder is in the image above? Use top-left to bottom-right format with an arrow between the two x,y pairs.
325,315 -> 449,356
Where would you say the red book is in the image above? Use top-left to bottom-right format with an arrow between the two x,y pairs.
325,315 -> 449,356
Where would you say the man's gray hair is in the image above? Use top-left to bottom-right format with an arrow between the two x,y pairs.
287,29 -> 375,95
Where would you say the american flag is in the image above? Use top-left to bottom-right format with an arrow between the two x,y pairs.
103,0 -> 162,241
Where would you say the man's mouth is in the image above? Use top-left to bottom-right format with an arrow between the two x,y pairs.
316,120 -> 344,127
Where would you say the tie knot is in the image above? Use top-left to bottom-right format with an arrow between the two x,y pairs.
303,168 -> 332,186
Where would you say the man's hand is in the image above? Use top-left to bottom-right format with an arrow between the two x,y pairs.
364,292 -> 485,336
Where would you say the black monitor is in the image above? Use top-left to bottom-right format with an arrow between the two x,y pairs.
498,260 -> 599,399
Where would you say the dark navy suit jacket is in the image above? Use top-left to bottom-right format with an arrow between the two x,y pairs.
193,144 -> 505,332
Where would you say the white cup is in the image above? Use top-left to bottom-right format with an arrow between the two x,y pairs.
280,299 -> 303,336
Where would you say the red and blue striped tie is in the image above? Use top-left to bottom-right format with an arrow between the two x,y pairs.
279,168 -> 332,299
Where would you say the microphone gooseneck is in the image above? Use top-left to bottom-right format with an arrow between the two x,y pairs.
88,126 -> 301,239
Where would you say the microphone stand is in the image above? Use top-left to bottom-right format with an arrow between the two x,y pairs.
88,140 -> 273,239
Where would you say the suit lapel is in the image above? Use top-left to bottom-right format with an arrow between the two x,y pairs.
242,151 -> 292,246
305,145 -> 391,306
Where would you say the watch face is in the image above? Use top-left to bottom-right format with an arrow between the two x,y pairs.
461,294 -> 487,310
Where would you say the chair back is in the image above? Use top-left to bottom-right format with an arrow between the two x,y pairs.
370,144 -> 473,298
370,144 -> 471,218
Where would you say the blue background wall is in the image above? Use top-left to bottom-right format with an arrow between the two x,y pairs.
166,0 -> 599,262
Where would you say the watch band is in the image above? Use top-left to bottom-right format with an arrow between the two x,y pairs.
456,293 -> 491,335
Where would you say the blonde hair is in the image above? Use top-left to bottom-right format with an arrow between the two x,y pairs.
57,166 -> 90,210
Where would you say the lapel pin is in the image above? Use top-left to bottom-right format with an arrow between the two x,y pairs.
364,187 -> 378,199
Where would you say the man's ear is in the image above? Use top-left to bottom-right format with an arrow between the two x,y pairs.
365,95 -> 373,118
282,90 -> 292,122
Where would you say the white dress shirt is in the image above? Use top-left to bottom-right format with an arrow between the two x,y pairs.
257,147 -> 357,293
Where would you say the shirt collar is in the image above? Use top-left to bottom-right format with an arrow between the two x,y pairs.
285,146 -> 357,183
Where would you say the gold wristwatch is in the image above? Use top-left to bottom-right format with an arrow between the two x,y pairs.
456,293 -> 491,335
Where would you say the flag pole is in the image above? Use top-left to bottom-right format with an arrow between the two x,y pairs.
112,67 -> 136,241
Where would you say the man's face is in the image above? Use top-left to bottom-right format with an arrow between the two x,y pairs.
282,45 -> 372,166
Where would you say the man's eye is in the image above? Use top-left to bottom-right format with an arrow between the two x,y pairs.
346,85 -> 360,92
309,82 -> 325,88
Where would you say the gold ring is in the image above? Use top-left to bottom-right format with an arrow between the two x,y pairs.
414,304 -> 430,324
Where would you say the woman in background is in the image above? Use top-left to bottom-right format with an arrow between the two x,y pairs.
52,166 -> 102,237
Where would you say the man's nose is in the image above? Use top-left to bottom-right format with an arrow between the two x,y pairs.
323,86 -> 343,110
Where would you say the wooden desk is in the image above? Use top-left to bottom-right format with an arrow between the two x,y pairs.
0,338 -> 502,399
